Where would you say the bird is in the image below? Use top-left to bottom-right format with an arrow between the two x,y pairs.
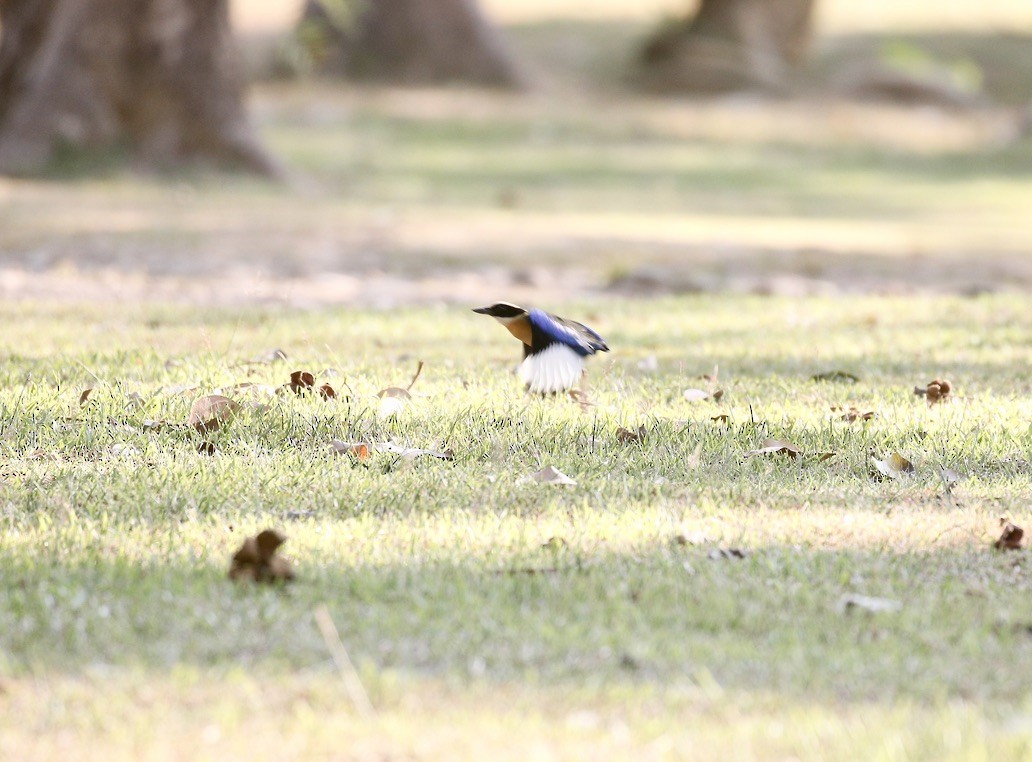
472,302 -> 609,394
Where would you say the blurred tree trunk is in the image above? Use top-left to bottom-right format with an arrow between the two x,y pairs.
299,0 -> 522,88
0,0 -> 277,176
640,0 -> 817,93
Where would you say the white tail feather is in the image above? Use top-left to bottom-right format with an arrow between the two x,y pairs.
518,344 -> 584,393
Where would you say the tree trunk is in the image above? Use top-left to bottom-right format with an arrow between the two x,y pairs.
640,0 -> 817,93
299,0 -> 522,88
0,0 -> 278,176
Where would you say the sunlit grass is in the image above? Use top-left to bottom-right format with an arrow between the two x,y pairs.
1,295 -> 1030,758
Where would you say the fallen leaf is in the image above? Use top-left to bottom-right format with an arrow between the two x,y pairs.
375,362 -> 423,417
925,378 -> 952,405
994,519 -> 1024,551
78,388 -> 94,407
815,451 -> 837,462
871,452 -> 915,480
812,370 -> 860,383
377,390 -> 409,418
838,594 -> 901,614
289,370 -> 315,394
708,548 -> 747,560
329,441 -> 371,460
914,378 -> 952,405
327,441 -> 451,461
228,529 -> 295,584
710,389 -> 725,402
711,414 -> 730,424
376,359 -> 425,406
616,425 -> 646,444
683,388 -> 711,402
530,466 -> 577,485
840,408 -> 876,423
318,383 -> 337,400
746,438 -> 802,458
187,395 -> 238,434
197,441 -> 217,456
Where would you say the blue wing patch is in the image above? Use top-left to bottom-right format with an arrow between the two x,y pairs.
528,309 -> 608,357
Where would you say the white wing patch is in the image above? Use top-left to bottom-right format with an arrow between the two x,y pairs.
518,343 -> 585,393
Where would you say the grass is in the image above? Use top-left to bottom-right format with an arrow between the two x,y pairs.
1,295 -> 1031,758
3,3 -> 1032,756
2,87 -> 1030,304
5,2 -> 1032,301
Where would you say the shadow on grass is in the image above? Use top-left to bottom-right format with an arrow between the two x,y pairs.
3,539 -> 1031,705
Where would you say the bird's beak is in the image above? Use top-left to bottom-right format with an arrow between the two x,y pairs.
472,306 -> 491,314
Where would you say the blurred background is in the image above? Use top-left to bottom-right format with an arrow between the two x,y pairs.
0,0 -> 1030,306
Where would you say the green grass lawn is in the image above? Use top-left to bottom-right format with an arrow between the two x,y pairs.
3,6 -> 1032,755
1,295 -> 1031,759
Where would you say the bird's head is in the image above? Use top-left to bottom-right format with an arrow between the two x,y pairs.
472,302 -> 527,323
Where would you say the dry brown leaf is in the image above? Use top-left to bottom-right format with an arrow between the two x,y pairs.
229,528 -> 294,584
187,395 -> 238,434
329,440 -> 454,461
710,389 -> 725,402
915,378 -> 952,405
840,408 -> 876,423
78,388 -> 94,407
329,441 -> 371,460
994,519 -> 1024,551
319,383 -> 337,400
616,425 -> 646,444
197,441 -> 217,456
289,370 -> 315,394
746,438 -> 802,458
711,414 -> 730,424
871,452 -> 916,480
